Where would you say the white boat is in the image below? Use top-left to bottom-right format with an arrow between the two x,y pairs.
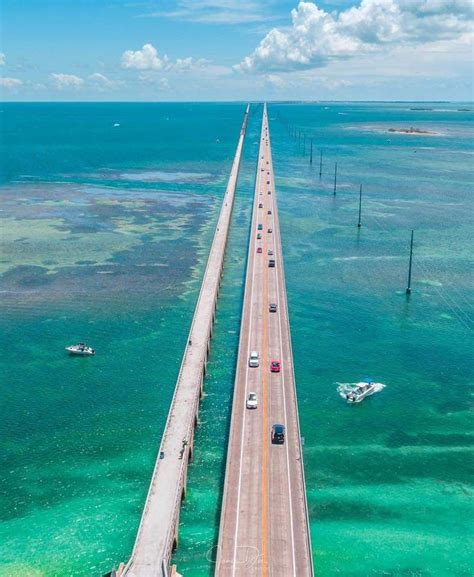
65,343 -> 95,356
337,379 -> 385,403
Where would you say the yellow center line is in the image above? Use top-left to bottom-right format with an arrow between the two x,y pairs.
261,123 -> 269,577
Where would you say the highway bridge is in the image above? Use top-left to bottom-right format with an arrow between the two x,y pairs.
111,104 -> 312,577
215,104 -> 313,577
114,105 -> 249,577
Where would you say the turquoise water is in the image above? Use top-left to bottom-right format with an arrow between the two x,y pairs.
1,103 -> 473,577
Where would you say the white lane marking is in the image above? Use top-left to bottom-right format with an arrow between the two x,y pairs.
266,119 -> 297,577
232,115 -> 267,577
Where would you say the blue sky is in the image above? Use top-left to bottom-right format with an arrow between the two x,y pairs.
1,0 -> 473,101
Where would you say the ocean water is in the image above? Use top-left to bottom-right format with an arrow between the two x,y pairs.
0,102 -> 472,577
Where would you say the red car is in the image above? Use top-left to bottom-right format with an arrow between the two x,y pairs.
270,360 -> 281,373
257,247 -> 262,253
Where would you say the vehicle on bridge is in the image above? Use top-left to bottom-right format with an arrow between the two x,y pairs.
259,203 -> 263,208
269,259 -> 275,267
257,233 -> 262,239
270,360 -> 281,373
246,392 -> 258,409
271,424 -> 285,444
268,228 -> 272,233
268,249 -> 274,255
269,303 -> 277,313
249,351 -> 259,368
257,247 -> 262,253
258,224 -> 263,230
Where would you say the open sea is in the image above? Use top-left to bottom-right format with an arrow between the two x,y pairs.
0,102 -> 472,577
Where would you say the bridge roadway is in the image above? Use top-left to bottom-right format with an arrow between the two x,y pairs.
119,105 -> 249,577
215,105 -> 313,577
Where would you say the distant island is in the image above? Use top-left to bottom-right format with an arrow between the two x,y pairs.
409,106 -> 472,112
347,124 -> 443,136
387,127 -> 439,135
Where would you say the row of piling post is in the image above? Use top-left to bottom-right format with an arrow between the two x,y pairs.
276,110 -> 415,296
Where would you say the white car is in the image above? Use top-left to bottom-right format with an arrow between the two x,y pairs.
268,249 -> 274,256
246,392 -> 258,409
249,350 -> 259,367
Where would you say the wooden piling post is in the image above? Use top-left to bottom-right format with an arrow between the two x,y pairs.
357,184 -> 362,228
406,230 -> 414,295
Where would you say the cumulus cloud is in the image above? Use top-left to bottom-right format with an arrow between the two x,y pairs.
121,43 -> 211,74
121,43 -> 168,70
50,73 -> 85,89
0,77 -> 23,88
236,0 -> 474,72
0,53 -> 5,66
172,57 -> 210,71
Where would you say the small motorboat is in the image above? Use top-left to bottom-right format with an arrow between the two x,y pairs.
65,343 -> 95,356
337,379 -> 385,403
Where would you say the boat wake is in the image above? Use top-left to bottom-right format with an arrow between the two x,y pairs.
337,381 -> 385,403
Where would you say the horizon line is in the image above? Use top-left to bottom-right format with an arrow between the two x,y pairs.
1,99 -> 473,104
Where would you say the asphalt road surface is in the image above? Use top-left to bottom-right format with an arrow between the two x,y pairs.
216,104 -> 313,577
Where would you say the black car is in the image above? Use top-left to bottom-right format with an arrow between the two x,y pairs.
271,424 -> 285,444
269,303 -> 277,313
268,259 -> 275,268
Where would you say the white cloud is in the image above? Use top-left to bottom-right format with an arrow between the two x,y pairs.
121,43 -> 213,75
137,73 -> 171,88
140,1 -> 274,25
49,72 -> 119,91
172,57 -> 209,72
0,53 -> 5,66
121,43 -> 168,70
88,72 -> 118,89
264,74 -> 286,88
0,77 -> 23,88
236,0 -> 474,72
50,73 -> 85,89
